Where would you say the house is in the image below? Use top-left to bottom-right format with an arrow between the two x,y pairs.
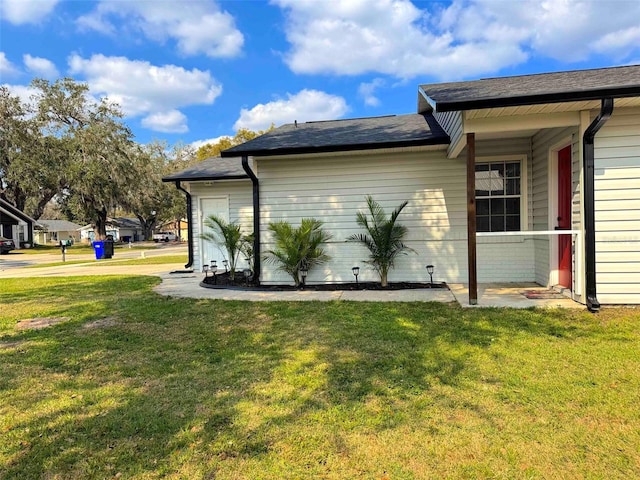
79,217 -> 144,243
34,219 -> 82,245
0,198 -> 35,248
156,218 -> 189,242
164,65 -> 640,310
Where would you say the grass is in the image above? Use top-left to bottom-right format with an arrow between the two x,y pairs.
1,276 -> 639,479
25,254 -> 188,268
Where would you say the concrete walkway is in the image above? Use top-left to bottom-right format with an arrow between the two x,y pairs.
154,272 -> 457,303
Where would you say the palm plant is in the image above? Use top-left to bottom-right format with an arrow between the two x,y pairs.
347,195 -> 414,287
264,218 -> 332,286
201,215 -> 247,280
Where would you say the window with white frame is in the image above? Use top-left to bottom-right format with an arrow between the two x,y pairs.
475,160 -> 522,232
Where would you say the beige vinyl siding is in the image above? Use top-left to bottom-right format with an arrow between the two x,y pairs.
259,140 -> 534,285
530,126 -> 578,286
593,107 -> 640,304
188,180 -> 253,271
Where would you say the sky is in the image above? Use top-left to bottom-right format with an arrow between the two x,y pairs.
2,0 -> 640,149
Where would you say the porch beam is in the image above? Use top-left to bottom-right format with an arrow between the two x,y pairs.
466,132 -> 478,305
464,111 -> 580,135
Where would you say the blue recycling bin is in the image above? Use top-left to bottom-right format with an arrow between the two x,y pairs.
93,241 -> 106,260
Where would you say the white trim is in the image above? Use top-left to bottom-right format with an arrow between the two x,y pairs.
478,230 -> 580,237
465,111 -> 580,134
476,154 -> 528,231
547,137 -> 573,288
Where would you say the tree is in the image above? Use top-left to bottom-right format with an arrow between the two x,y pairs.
201,215 -> 251,280
162,142 -> 199,239
120,141 -> 181,240
34,78 -> 136,239
196,126 -> 274,160
0,86 -> 66,219
347,196 -> 415,287
264,219 -> 332,287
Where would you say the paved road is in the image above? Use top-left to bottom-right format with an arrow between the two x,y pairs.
0,243 -> 187,276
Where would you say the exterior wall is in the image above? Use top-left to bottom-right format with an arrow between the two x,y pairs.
258,140 -> 534,285
530,126 -> 578,286
593,107 -> 640,304
188,180 -> 253,271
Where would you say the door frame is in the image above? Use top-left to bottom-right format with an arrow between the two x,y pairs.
548,138 -> 573,289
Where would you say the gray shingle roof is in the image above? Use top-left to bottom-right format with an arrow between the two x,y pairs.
221,113 -> 449,157
420,64 -> 640,112
162,157 -> 248,182
36,219 -> 82,231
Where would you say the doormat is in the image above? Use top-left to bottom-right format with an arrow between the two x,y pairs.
523,290 -> 567,300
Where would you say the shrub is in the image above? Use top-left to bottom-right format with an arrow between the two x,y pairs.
264,218 -> 332,286
347,195 -> 414,287
201,215 -> 250,280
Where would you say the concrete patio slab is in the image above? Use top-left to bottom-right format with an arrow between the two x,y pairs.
449,283 -> 584,309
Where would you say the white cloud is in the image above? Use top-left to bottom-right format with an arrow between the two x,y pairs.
77,0 -> 243,58
67,54 -> 223,133
358,78 -> 385,107
233,89 -> 349,131
1,83 -> 37,106
23,54 -> 59,79
273,0 -> 640,80
0,0 -> 59,25
141,110 -> 188,134
190,136 -> 229,151
0,52 -> 18,77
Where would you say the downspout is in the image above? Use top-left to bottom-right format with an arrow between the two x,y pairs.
175,181 -> 194,269
582,97 -> 614,312
242,156 -> 260,285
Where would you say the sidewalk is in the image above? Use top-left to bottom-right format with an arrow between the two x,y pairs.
154,272 -> 457,303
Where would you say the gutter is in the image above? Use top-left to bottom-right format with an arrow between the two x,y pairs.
582,98 -> 614,312
242,156 -> 260,285
175,181 -> 194,269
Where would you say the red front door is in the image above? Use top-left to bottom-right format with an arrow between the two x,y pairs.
557,146 -> 572,288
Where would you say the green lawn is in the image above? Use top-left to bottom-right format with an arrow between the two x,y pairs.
1,277 -> 639,479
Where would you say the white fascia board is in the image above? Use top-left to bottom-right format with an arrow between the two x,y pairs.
417,87 -> 436,113
465,111 -> 580,134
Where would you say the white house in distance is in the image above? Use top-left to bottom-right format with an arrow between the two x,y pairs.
34,219 -> 82,245
79,217 -> 144,243
164,65 -> 640,311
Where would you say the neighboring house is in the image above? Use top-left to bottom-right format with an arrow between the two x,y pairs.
34,219 -> 82,245
156,219 -> 189,241
164,65 -> 640,310
0,198 -> 35,247
79,217 -> 144,242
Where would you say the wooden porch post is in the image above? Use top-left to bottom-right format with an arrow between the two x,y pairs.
466,133 -> 478,305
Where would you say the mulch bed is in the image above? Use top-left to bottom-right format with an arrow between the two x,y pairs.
201,271 -> 447,291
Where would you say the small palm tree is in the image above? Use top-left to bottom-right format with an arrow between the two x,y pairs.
264,218 -> 332,286
201,215 -> 247,280
347,195 -> 414,287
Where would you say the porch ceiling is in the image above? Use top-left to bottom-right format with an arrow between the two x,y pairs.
466,96 -> 640,119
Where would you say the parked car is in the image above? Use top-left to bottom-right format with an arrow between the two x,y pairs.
153,232 -> 177,242
0,236 -> 15,254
